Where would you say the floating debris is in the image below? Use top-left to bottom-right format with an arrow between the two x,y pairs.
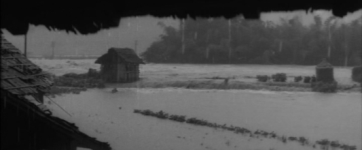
133,109 -> 358,150
112,88 -> 118,93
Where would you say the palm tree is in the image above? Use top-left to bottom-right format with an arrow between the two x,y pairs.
324,16 -> 337,60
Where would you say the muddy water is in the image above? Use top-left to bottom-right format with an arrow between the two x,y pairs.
47,88 -> 361,150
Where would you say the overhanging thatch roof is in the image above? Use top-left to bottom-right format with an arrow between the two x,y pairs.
1,90 -> 112,150
95,47 -> 145,64
1,34 -> 112,150
2,0 -> 359,35
1,34 -> 53,96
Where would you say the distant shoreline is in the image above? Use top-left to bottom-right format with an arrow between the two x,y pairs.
48,79 -> 361,97
105,80 -> 361,93
29,59 -> 361,94
29,58 -> 359,67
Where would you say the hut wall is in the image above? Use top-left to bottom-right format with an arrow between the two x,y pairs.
101,64 -> 119,82
126,63 -> 139,82
316,68 -> 334,82
117,63 -> 126,82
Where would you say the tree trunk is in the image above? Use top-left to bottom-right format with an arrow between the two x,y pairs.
344,43 -> 349,67
206,47 -> 209,59
279,40 -> 283,52
327,30 -> 331,58
293,48 -> 296,64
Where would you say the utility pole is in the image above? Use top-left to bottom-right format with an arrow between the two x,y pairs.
135,40 -> 138,54
327,24 -> 331,59
51,41 -> 55,59
24,32 -> 27,58
228,19 -> 232,62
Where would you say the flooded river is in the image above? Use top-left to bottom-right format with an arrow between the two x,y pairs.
47,88 -> 361,150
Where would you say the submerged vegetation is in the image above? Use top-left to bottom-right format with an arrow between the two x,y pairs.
54,69 -> 104,88
312,81 -> 338,93
134,109 -> 357,150
271,73 -> 287,82
49,69 -> 105,96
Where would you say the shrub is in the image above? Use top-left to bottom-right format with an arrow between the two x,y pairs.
272,73 -> 287,82
311,76 -> 317,83
54,70 -> 105,88
169,115 -> 186,122
87,68 -> 100,79
256,75 -> 269,82
303,76 -> 311,83
312,81 -> 338,93
294,76 -> 303,82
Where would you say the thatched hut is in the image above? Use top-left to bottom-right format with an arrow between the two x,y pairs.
95,47 -> 145,83
1,35 -> 111,150
316,59 -> 335,83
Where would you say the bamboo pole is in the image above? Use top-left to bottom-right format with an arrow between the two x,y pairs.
51,41 -> 55,59
24,32 -> 27,58
228,19 -> 232,62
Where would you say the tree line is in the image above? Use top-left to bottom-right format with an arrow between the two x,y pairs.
141,16 -> 362,66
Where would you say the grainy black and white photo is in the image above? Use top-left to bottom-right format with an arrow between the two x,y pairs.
1,1 -> 361,150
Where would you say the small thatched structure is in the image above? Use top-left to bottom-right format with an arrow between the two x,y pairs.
95,47 -> 145,83
316,59 -> 335,83
1,35 -> 111,150
352,66 -> 362,83
312,59 -> 338,93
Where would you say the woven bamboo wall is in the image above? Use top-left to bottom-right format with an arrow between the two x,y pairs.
316,67 -> 334,82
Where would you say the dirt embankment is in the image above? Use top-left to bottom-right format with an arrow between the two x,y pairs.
30,59 -> 360,93
107,77 -> 361,93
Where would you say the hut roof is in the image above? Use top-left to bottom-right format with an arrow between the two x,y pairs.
316,59 -> 333,68
95,47 -> 145,64
1,35 -> 53,96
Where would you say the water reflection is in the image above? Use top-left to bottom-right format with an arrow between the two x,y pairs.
49,88 -> 361,150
